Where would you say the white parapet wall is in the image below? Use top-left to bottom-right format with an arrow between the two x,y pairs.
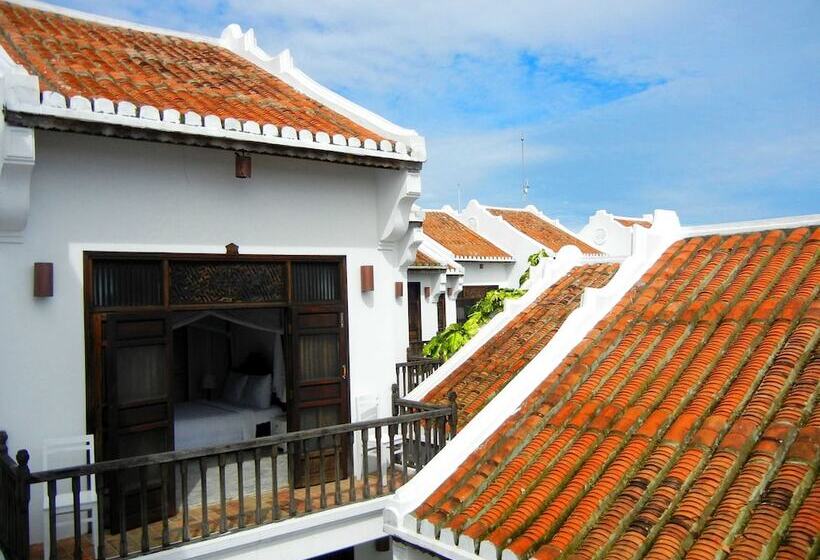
384,210 -> 683,558
578,209 -> 655,257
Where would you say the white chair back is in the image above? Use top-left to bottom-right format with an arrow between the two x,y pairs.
355,394 -> 380,422
41,434 -> 99,559
42,435 -> 95,501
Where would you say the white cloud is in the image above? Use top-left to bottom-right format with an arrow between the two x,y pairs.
50,0 -> 820,227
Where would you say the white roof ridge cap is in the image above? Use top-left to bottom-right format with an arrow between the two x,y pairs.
681,214 -> 820,236
612,214 -> 652,220
5,0 -> 222,45
219,23 -> 424,149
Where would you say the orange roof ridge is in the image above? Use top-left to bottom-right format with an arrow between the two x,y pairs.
486,206 -> 601,255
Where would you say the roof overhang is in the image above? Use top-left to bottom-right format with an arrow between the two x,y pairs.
454,257 -> 515,263
408,264 -> 448,272
4,109 -> 423,171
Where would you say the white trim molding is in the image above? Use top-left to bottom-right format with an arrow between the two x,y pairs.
144,496 -> 393,560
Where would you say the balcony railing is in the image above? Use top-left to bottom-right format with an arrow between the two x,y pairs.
0,390 -> 456,560
395,358 -> 442,397
406,339 -> 431,360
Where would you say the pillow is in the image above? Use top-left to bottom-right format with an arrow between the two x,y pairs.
241,374 -> 272,409
222,371 -> 248,405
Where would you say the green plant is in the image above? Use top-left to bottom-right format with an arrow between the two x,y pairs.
422,249 -> 549,361
517,248 -> 550,287
421,321 -> 479,361
423,287 -> 525,360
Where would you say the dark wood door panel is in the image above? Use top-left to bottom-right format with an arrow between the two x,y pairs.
408,282 -> 422,343
104,313 -> 175,531
289,306 -> 349,486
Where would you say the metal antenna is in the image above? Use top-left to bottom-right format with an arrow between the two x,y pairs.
457,183 -> 462,213
521,134 -> 529,203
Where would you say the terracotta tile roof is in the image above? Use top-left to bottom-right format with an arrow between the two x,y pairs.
411,250 -> 445,269
616,217 -> 652,228
414,226 -> 820,560
488,208 -> 600,254
422,263 -> 620,426
423,211 -> 512,260
0,1 -> 379,140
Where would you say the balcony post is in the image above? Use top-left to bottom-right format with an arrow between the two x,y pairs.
391,384 -> 399,416
447,391 -> 458,436
16,449 -> 31,560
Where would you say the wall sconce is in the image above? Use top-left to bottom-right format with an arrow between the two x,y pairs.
235,152 -> 252,179
424,286 -> 431,299
33,262 -> 53,297
447,287 -> 453,297
394,282 -> 403,298
360,265 -> 374,292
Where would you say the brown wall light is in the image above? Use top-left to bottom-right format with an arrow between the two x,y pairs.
235,152 -> 252,179
33,262 -> 53,297
360,265 -> 374,292
395,281 -> 404,298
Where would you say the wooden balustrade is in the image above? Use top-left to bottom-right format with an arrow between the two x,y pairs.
394,358 -> 442,396
0,431 -> 31,560
0,396 -> 456,560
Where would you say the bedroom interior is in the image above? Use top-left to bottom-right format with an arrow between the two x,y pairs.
170,308 -> 288,452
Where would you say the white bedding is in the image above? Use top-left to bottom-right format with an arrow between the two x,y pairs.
174,400 -> 286,451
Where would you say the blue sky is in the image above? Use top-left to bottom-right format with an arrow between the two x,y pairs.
51,0 -> 819,228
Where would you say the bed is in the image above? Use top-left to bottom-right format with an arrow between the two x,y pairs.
174,400 -> 287,451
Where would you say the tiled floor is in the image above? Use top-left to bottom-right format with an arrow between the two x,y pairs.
30,471 -> 408,560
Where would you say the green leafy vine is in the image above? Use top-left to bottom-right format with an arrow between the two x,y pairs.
421,249 -> 550,361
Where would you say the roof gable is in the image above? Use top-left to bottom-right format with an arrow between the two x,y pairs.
423,211 -> 512,260
488,207 -> 600,254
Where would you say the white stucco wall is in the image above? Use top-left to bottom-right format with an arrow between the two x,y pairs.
418,277 -> 442,342
0,130 -> 416,542
458,261 -> 514,289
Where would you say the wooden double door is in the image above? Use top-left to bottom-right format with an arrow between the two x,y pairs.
87,254 -> 350,529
